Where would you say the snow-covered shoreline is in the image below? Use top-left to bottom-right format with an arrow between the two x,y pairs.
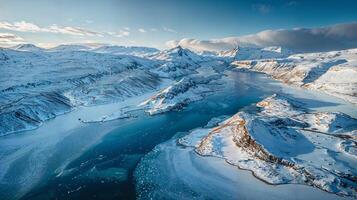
232,48 -> 357,105
0,102 -> 124,199
135,139 -> 354,200
178,94 -> 357,197
0,88 -> 171,199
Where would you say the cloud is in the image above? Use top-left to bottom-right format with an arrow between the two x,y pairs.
163,26 -> 177,33
166,22 -> 357,52
138,28 -> 146,33
50,25 -> 102,36
0,33 -> 24,46
0,21 -> 102,36
252,4 -> 272,14
0,21 -> 42,32
118,30 -> 130,37
107,30 -> 130,37
0,33 -> 24,42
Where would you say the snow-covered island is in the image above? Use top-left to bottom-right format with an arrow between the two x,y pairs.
179,94 -> 357,197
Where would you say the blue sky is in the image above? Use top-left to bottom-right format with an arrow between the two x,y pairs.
0,0 -> 356,49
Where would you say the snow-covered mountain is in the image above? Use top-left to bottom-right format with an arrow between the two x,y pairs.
151,45 -> 203,62
218,46 -> 293,60
150,46 -> 207,78
232,48 -> 357,104
141,74 -> 222,114
93,45 -> 159,57
10,44 -> 44,52
48,44 -> 93,52
0,47 -> 161,136
0,45 -> 225,136
47,44 -> 159,56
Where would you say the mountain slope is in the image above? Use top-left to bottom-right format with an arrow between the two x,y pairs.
150,46 -> 206,78
11,44 -> 44,52
48,44 -> 93,52
0,48 -> 162,136
93,45 -> 159,56
219,46 -> 293,61
232,48 -> 357,104
0,45 -> 216,136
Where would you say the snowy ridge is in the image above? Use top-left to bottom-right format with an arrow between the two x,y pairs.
0,92 -> 72,136
151,45 -> 202,62
48,44 -> 93,52
232,48 -> 357,104
93,45 -> 159,57
66,69 -> 160,106
151,46 -> 206,78
10,44 -> 44,52
179,94 -> 357,197
0,47 -> 162,136
0,45 -> 221,136
218,46 -> 293,61
141,74 -> 221,114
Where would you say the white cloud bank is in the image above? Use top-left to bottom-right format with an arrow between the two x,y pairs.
0,21 -> 102,36
166,22 -> 357,52
163,26 -> 177,33
107,30 -> 130,37
0,33 -> 24,46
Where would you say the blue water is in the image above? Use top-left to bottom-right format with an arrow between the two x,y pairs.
20,70 -> 283,200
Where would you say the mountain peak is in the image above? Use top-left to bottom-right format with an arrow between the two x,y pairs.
12,44 -> 43,51
167,45 -> 193,56
151,45 -> 203,62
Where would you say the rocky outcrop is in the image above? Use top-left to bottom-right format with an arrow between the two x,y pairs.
142,75 -> 222,115
0,92 -> 72,136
